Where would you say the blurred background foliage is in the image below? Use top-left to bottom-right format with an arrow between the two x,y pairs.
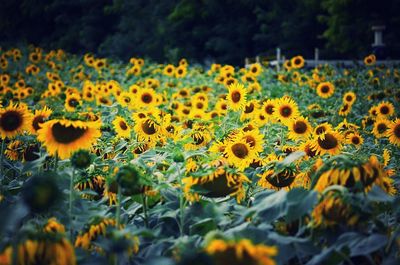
1,0 -> 400,65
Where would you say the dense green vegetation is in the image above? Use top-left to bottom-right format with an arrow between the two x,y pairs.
1,0 -> 400,64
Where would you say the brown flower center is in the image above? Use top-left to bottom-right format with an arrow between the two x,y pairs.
321,85 -> 330,93
394,124 -> 400,138
293,121 -> 307,134
231,91 -> 241,103
141,120 -> 156,135
317,133 -> 338,150
380,106 -> 389,115
351,136 -> 360,145
244,103 -> 254,113
32,115 -> 45,131
119,121 -> 128,130
377,123 -> 387,134
0,111 -> 23,131
51,122 -> 86,144
280,106 -> 292,117
141,93 -> 152,104
231,143 -> 249,158
265,104 -> 274,115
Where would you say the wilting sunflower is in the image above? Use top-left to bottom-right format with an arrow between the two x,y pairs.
287,116 -> 312,141
372,118 -> 391,138
387,118 -> 400,146
316,82 -> 335,98
183,165 -> 249,202
376,101 -> 395,117
343,91 -> 356,105
346,132 -> 364,147
290,55 -> 305,69
1,237 -> 76,265
314,155 -> 396,194
0,103 -> 32,139
205,238 -> 277,265
112,116 -> 131,138
258,167 -> 297,191
37,119 -> 101,159
224,139 -> 257,171
274,97 -> 300,124
310,130 -> 343,156
226,83 -> 247,111
312,192 -> 359,228
133,118 -> 160,143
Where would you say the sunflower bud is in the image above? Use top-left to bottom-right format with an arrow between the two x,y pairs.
116,165 -> 144,196
71,149 -> 93,169
22,172 -> 61,213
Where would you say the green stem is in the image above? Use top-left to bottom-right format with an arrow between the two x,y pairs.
54,153 -> 59,171
142,194 -> 149,228
69,169 -> 75,239
116,185 -> 122,227
0,139 -> 5,181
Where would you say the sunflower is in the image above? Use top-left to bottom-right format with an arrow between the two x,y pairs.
316,82 -> 335,98
137,88 -> 158,109
372,118 -> 391,138
163,64 -> 175,77
290,55 -> 305,69
112,116 -> 131,138
387,118 -> 400,146
313,122 -> 333,136
311,130 -> 343,156
287,116 -> 312,141
258,167 -> 297,191
312,192 -> 358,228
133,118 -> 160,143
338,103 -> 352,116
274,97 -> 300,124
346,132 -> 364,147
376,101 -> 395,117
314,155 -> 396,194
226,83 -> 247,111
343,91 -> 356,105
0,103 -> 32,139
240,100 -> 259,121
28,106 -> 52,134
205,239 -> 277,265
248,63 -> 262,76
224,139 -> 257,171
175,65 -> 187,78
37,119 -> 101,159
235,129 -> 264,154
64,94 -> 81,112
261,99 -> 277,122
215,99 -> 228,114
364,54 -> 376,66
183,165 -> 249,202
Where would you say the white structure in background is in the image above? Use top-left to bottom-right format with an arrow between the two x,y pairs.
372,25 -> 385,48
246,25 -> 400,68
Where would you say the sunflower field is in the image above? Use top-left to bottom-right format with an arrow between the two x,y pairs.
0,46 -> 399,265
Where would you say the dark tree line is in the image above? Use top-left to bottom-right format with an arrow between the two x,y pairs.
1,0 -> 399,65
